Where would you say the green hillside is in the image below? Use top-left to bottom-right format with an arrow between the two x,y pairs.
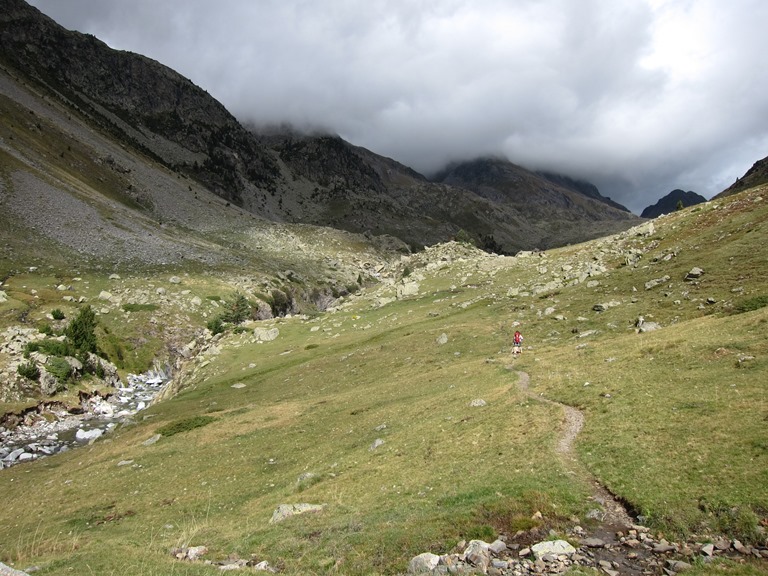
1,186 -> 766,575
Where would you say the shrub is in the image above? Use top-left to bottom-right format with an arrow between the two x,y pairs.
38,322 -> 53,336
207,316 -> 225,335
25,338 -> 74,357
46,356 -> 72,382
157,416 -> 216,437
455,229 -> 476,246
731,295 -> 768,314
221,292 -> 251,325
51,309 -> 65,320
65,305 -> 98,354
17,361 -> 40,381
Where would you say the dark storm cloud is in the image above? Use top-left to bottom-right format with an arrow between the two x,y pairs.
29,0 -> 768,213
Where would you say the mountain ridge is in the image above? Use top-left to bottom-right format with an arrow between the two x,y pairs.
640,189 -> 707,219
1,0 -> 643,255
716,154 -> 768,198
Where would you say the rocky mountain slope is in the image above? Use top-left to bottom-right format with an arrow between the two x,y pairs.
717,154 -> 768,198
640,189 -> 707,218
536,171 -> 630,212
1,0 -> 643,255
434,158 -> 641,249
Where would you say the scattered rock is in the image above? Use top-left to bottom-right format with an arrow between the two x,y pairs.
469,399 -> 487,407
396,281 -> 420,299
172,545 -> 208,561
436,333 -> 448,345
581,537 -> 606,548
635,316 -> 662,333
408,553 -> 440,574
269,503 -> 326,523
531,540 -> 576,559
463,540 -> 491,572
253,327 -> 279,342
0,561 -> 32,576
75,428 -> 103,443
142,434 -> 162,446
685,267 -> 704,281
593,301 -> 620,312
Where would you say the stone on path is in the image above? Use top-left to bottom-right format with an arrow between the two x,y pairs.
531,539 -> 576,559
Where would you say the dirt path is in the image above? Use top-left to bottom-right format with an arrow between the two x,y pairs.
512,370 -> 634,529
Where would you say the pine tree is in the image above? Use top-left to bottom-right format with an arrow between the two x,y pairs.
65,305 -> 98,354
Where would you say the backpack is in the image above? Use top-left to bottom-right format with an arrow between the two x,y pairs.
513,331 -> 522,345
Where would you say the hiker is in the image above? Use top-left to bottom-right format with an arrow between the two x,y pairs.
512,330 -> 523,355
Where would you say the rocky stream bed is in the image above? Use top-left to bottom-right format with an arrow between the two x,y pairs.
0,369 -> 168,469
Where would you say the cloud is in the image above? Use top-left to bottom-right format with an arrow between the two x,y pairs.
29,0 -> 768,213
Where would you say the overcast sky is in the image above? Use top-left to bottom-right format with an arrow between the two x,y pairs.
28,0 -> 768,213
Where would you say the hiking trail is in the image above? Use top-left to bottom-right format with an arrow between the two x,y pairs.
512,370 -> 634,529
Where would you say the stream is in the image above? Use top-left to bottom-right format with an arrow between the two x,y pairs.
0,370 -> 168,469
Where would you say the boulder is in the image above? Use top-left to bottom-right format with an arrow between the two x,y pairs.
593,301 -> 620,312
254,327 -> 279,342
644,275 -> 670,290
0,561 -> 32,575
531,540 -> 576,559
75,428 -> 103,443
142,434 -> 161,446
408,553 -> 440,574
270,503 -> 326,523
463,540 -> 491,572
396,281 -> 420,299
369,438 -> 385,451
685,267 -> 705,281
38,368 -> 60,395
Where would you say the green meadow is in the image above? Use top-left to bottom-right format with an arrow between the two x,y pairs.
1,187 -> 766,575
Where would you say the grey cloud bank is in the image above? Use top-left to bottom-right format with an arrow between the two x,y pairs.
29,0 -> 768,213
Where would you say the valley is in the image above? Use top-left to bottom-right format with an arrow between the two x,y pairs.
1,2 -> 767,573
1,189 -> 767,575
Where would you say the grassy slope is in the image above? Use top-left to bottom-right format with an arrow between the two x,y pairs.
0,188 -> 767,575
